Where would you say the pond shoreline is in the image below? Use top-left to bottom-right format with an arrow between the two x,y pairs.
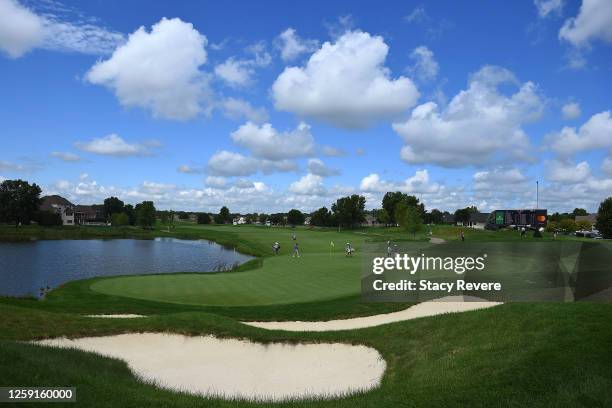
0,237 -> 254,299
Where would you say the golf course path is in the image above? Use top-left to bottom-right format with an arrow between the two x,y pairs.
243,296 -> 501,332
429,237 -> 446,244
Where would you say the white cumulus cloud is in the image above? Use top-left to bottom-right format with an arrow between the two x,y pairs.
393,65 -> 544,167
549,110 -> 612,156
207,150 -> 297,177
561,102 -> 581,119
288,173 -> 326,196
220,98 -> 268,123
359,170 -> 440,194
559,0 -> 612,46
546,160 -> 591,183
0,0 -> 44,58
408,46 -> 439,81
276,28 -> 318,61
214,41 -> 271,88
230,122 -> 315,160
272,30 -> 420,128
307,158 -> 339,177
76,134 -> 158,156
473,168 -> 528,191
86,17 -> 210,120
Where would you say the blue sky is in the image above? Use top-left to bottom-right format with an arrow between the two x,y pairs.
0,0 -> 611,213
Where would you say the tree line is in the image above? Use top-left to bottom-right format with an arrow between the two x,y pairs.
2,178 -> 612,239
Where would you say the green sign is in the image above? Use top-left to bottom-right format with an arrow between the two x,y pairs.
496,211 -> 504,224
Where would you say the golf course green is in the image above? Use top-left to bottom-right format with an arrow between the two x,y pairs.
90,226 -> 366,306
1,223 -> 612,407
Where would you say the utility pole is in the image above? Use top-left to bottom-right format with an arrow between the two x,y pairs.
536,181 -> 539,209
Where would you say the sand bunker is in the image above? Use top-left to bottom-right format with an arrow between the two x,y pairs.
85,314 -> 146,318
35,333 -> 385,401
244,296 -> 501,332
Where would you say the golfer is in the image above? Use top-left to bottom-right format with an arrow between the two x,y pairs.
387,240 -> 392,257
292,242 -> 300,258
346,242 -> 353,257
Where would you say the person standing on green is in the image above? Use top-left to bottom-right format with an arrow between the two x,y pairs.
293,242 -> 300,258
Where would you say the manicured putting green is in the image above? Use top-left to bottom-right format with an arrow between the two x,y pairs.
90,226 -> 367,306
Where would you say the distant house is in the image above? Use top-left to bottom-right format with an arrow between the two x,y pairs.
233,216 -> 246,225
361,214 -> 380,227
74,205 -> 106,225
459,212 -> 490,229
304,216 -> 311,225
40,195 -> 75,225
188,213 -> 197,222
575,213 -> 598,230
442,213 -> 455,224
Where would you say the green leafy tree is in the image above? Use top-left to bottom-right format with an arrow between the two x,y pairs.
545,221 -> 559,233
559,218 -> 577,233
0,179 -> 42,226
123,204 -> 136,225
375,209 -> 390,226
269,213 -> 285,225
287,209 -> 305,226
197,213 -> 211,224
310,206 -> 332,227
103,196 -> 124,221
382,192 -> 424,225
111,212 -> 129,227
259,213 -> 269,224
38,211 -> 62,226
454,208 -> 471,225
396,202 -> 423,239
596,197 -> 612,239
576,219 -> 592,231
572,208 -> 588,218
159,210 -> 174,229
135,201 -> 156,229
218,206 -> 231,224
425,209 -> 444,224
331,194 -> 366,229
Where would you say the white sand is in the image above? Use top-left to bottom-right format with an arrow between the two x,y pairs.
35,333 -> 385,401
243,296 -> 502,332
85,314 -> 146,318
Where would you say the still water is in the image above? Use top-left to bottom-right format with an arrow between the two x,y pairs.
0,238 -> 252,297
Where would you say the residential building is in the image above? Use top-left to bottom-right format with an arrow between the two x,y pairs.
233,216 -> 246,225
39,195 -> 75,225
575,214 -> 598,228
458,212 -> 490,229
361,214 -> 380,227
74,205 -> 106,225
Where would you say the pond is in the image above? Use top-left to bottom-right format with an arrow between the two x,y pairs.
0,238 -> 253,297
